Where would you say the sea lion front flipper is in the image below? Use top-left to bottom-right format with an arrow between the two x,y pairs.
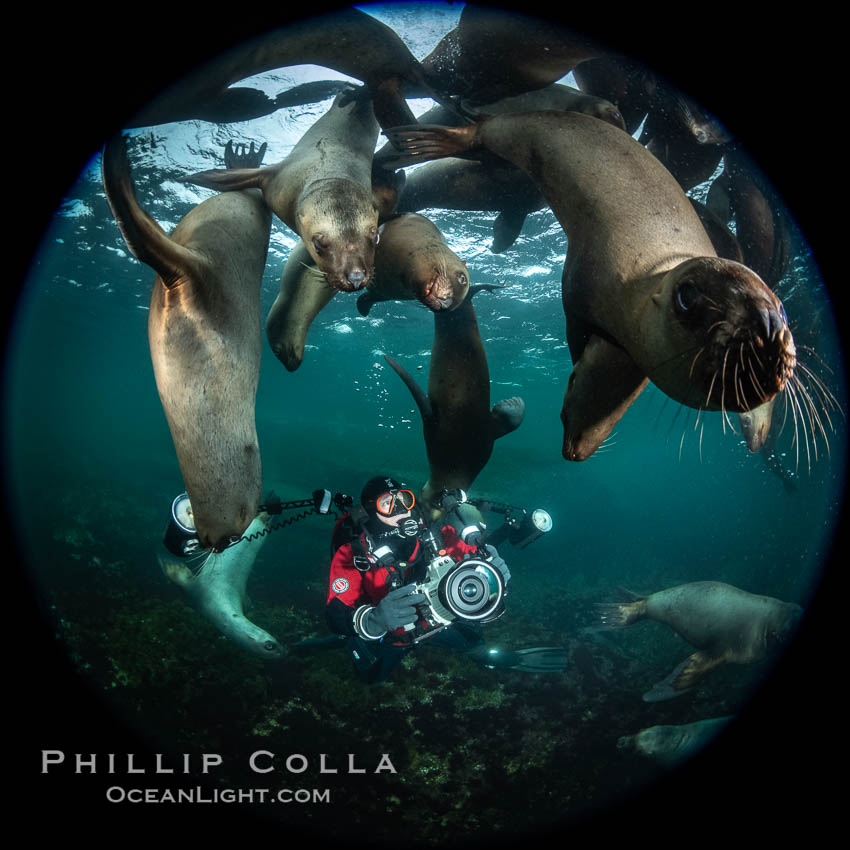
642,651 -> 725,702
490,209 -> 528,253
184,165 -> 268,193
490,396 -> 525,438
561,333 -> 650,461
384,354 -> 433,423
356,289 -> 376,316
224,140 -> 268,170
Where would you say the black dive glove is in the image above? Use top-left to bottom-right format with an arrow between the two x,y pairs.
484,544 -> 511,584
361,584 -> 427,636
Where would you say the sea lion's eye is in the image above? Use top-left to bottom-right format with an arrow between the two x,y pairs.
312,234 -> 328,257
675,281 -> 699,312
263,641 -> 277,652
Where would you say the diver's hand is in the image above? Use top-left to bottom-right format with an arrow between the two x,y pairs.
484,544 -> 511,585
367,584 -> 427,632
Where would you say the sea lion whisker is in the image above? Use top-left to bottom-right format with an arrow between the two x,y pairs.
748,340 -> 764,370
704,369 -> 719,409
720,349 -> 732,433
786,381 -> 812,474
732,359 -> 742,408
678,427 -> 687,462
796,361 -> 842,416
787,383 -> 801,474
792,373 -> 830,457
746,357 -> 768,403
688,347 -> 705,380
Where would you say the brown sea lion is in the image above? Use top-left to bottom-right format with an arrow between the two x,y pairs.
126,7 -> 450,129
706,146 -> 793,289
101,135 -> 272,551
357,213 -> 470,315
421,5 -> 602,105
618,716 -> 734,767
186,91 -> 379,293
596,582 -> 803,701
573,54 -> 655,135
265,240 -> 336,372
385,112 -> 797,461
384,287 -> 525,516
378,83 -> 625,253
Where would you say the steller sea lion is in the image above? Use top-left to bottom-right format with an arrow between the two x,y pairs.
161,513 -> 284,659
186,91 -> 380,293
617,716 -> 734,767
357,213 -> 470,315
421,5 -> 602,106
126,6 -> 451,130
384,286 -> 525,516
385,111 -> 797,461
265,240 -> 337,372
377,83 -> 625,253
101,134 -> 271,551
595,581 -> 803,701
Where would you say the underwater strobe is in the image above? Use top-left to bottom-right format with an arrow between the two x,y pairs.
479,503 -> 553,549
163,492 -> 201,557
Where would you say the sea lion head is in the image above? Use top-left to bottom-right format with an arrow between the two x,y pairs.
647,257 -> 796,414
415,257 -> 470,312
297,180 -> 380,292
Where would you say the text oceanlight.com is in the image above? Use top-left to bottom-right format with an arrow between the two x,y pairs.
105,786 -> 331,804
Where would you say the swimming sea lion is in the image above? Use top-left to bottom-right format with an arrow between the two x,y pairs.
357,213 -> 470,315
618,716 -> 734,767
187,92 -> 379,292
707,146 -> 793,289
385,112 -> 797,461
265,240 -> 336,372
380,84 -> 625,252
384,287 -> 525,516
101,134 -> 271,551
595,582 -> 803,701
161,513 -> 284,659
573,54 -> 655,135
421,5 -> 602,105
126,6 -> 449,129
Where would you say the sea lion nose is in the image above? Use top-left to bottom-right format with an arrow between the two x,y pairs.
347,270 -> 366,289
757,306 -> 786,342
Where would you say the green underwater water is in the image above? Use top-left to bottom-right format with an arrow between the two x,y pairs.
3,2 -> 848,846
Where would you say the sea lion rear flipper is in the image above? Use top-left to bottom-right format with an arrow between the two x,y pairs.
383,123 -> 481,168
490,396 -> 525,438
101,133 -> 200,289
561,334 -> 649,461
490,209 -> 528,253
642,651 -> 725,702
384,354 -> 433,422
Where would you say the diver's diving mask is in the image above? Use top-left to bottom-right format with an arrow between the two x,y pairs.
375,488 -> 416,517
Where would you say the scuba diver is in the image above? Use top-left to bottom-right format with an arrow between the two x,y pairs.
317,475 -> 568,684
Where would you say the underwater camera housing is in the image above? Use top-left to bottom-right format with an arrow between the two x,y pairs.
405,515 -> 506,643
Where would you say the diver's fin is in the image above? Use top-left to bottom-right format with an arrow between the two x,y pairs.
470,646 -> 568,673
291,634 -> 348,655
